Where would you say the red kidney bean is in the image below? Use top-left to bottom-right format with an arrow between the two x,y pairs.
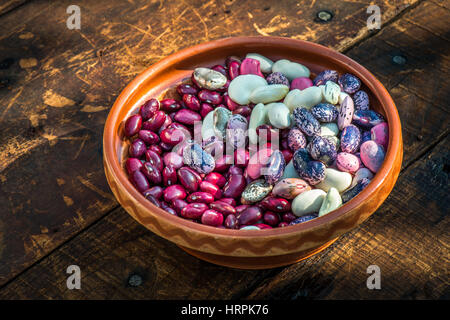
182,94 -> 201,111
158,114 -> 173,134
130,170 -> 150,192
224,94 -> 239,111
187,192 -> 215,204
161,201 -> 170,209
234,149 -> 249,168
129,139 -> 146,158
138,130 -> 160,145
143,111 -> 166,132
145,194 -> 161,208
160,99 -> 181,113
211,64 -> 227,77
263,211 -> 280,227
160,126 -> 188,146
223,174 -> 246,198
124,114 -> 142,137
200,103 -> 214,118
209,201 -> 236,216
199,181 -> 221,199
148,144 -> 162,155
227,165 -> 244,177
204,172 -> 226,188
125,158 -> 143,175
163,184 -> 187,202
261,196 -> 291,213
173,109 -> 201,125
278,222 -> 289,227
214,155 -> 233,172
140,99 -> 160,121
224,214 -> 238,229
177,83 -> 198,96
198,90 -> 223,105
228,60 -> 240,80
142,186 -> 163,200
281,149 -> 293,164
217,197 -> 236,206
141,162 -> 162,184
201,209 -> 224,227
163,165 -> 177,186
181,203 -> 208,219
171,199 -> 188,214
159,141 -> 173,151
237,206 -> 263,225
282,212 -> 296,223
145,149 -> 163,172
163,152 -> 183,169
177,167 -> 200,193
232,106 -> 252,117
236,204 -> 250,214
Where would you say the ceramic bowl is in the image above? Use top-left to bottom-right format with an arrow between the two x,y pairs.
103,37 -> 403,269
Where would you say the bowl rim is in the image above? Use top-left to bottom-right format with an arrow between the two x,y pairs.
103,36 -> 402,239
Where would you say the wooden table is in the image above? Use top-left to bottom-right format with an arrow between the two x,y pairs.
0,0 -> 448,300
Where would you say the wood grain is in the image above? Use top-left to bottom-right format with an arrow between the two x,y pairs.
0,0 -> 419,287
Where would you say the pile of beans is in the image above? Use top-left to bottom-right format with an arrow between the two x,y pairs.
123,53 -> 388,230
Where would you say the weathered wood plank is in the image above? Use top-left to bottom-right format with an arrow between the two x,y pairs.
0,0 -> 27,16
0,0 -> 418,286
246,134 -> 449,299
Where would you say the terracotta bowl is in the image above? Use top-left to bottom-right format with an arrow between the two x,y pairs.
103,36 -> 403,269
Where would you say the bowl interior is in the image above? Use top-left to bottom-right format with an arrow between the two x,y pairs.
105,37 -> 399,238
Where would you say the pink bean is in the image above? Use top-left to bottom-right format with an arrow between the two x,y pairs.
163,152 -> 183,169
239,58 -> 264,77
290,77 -> 313,91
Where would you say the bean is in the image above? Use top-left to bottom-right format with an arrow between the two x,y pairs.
125,158 -> 143,175
143,111 -> 166,132
180,203 -> 209,219
130,170 -> 150,192
199,181 -> 222,199
177,84 -> 198,96
209,201 -> 236,216
171,199 -> 188,214
224,214 -> 238,229
160,99 -> 181,113
145,149 -> 163,172
177,166 -> 201,193
204,172 -> 226,188
138,130 -> 160,145
201,209 -> 224,227
223,174 -> 246,199
141,162 -> 162,184
163,165 -> 177,186
237,206 -> 263,225
173,109 -> 202,125
142,186 -> 163,200
139,99 -> 160,121
182,94 -> 201,111
129,139 -> 146,158
163,184 -> 187,202
124,114 -> 142,137
263,211 -> 280,226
